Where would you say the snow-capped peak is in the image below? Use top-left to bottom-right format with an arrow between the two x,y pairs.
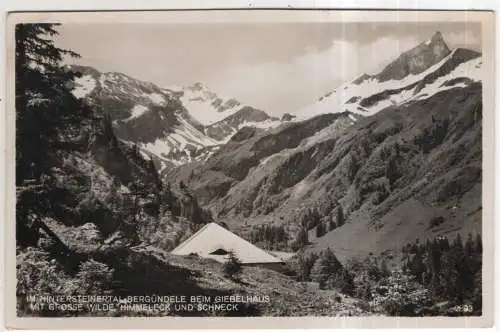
168,82 -> 244,126
293,34 -> 482,121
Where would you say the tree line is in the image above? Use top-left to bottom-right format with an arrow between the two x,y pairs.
291,232 -> 482,316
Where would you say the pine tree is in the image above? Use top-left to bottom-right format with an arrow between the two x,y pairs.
16,23 -> 89,183
385,156 -> 400,186
475,233 -> 483,255
315,221 -> 326,238
336,204 -> 345,227
328,216 -> 337,231
147,158 -> 162,192
15,24 -> 91,247
292,227 -> 309,251
465,233 -> 475,257
222,251 -> 242,280
380,259 -> 391,277
310,247 -> 343,289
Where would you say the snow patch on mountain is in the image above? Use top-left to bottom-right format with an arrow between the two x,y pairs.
179,87 -> 244,126
177,117 -> 219,146
237,119 -> 282,130
72,75 -> 96,98
294,48 -> 481,121
148,92 -> 166,106
127,105 -> 149,120
141,138 -> 172,158
412,56 -> 482,101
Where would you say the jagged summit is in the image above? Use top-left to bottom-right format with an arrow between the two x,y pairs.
293,31 -> 481,121
187,82 -> 208,92
376,31 -> 451,82
429,31 -> 445,44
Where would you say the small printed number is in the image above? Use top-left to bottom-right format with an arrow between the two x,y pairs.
452,304 -> 473,313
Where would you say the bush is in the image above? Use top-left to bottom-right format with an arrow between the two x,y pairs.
75,259 -> 114,295
344,255 -> 388,300
17,247 -> 78,296
370,270 -> 431,316
222,252 -> 242,280
16,247 -> 79,316
327,269 -> 355,296
428,216 -> 445,229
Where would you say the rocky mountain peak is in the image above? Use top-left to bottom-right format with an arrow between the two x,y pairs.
430,31 -> 445,43
376,31 -> 452,82
188,82 -> 208,92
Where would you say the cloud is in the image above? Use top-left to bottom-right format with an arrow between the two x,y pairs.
209,36 -> 421,115
442,29 -> 481,50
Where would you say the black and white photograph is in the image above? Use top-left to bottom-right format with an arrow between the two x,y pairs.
6,9 -> 494,327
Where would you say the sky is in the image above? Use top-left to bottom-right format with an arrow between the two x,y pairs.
54,21 -> 481,116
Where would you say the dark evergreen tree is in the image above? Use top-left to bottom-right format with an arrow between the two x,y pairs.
222,251 -> 242,280
147,158 -> 162,192
385,156 -> 400,186
475,233 -> 483,255
16,23 -> 89,183
315,221 -> 326,238
328,216 -> 337,231
310,247 -> 343,289
292,227 -> 309,251
336,204 -> 345,227
15,24 -> 91,247
296,252 -> 319,281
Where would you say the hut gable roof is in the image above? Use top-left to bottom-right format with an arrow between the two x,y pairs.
172,222 -> 283,264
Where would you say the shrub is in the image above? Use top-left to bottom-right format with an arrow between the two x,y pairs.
75,259 -> 114,295
428,216 -> 445,229
16,247 -> 79,315
327,269 -> 355,296
370,270 -> 431,316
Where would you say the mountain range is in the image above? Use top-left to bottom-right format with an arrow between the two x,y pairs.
71,31 -> 483,264
70,67 -> 284,171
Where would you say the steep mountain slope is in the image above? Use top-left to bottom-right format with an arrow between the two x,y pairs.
293,32 -> 481,120
167,112 -> 357,211
306,82 -> 482,263
205,106 -> 281,142
17,109 -> 213,250
71,67 -> 281,168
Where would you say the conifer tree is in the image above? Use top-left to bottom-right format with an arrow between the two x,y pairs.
475,233 -> 483,255
328,216 -> 337,231
16,23 -> 89,183
16,23 -> 90,246
292,227 -> 309,251
336,204 -> 345,227
310,247 -> 343,289
315,221 -> 326,238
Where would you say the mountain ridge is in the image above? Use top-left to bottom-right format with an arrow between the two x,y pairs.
293,33 -> 481,121
70,65 -> 283,169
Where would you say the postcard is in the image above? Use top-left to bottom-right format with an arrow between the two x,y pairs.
4,9 -> 495,329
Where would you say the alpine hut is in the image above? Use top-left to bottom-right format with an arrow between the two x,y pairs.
171,222 -> 286,272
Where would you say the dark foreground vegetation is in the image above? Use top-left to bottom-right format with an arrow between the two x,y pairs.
291,233 -> 482,316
